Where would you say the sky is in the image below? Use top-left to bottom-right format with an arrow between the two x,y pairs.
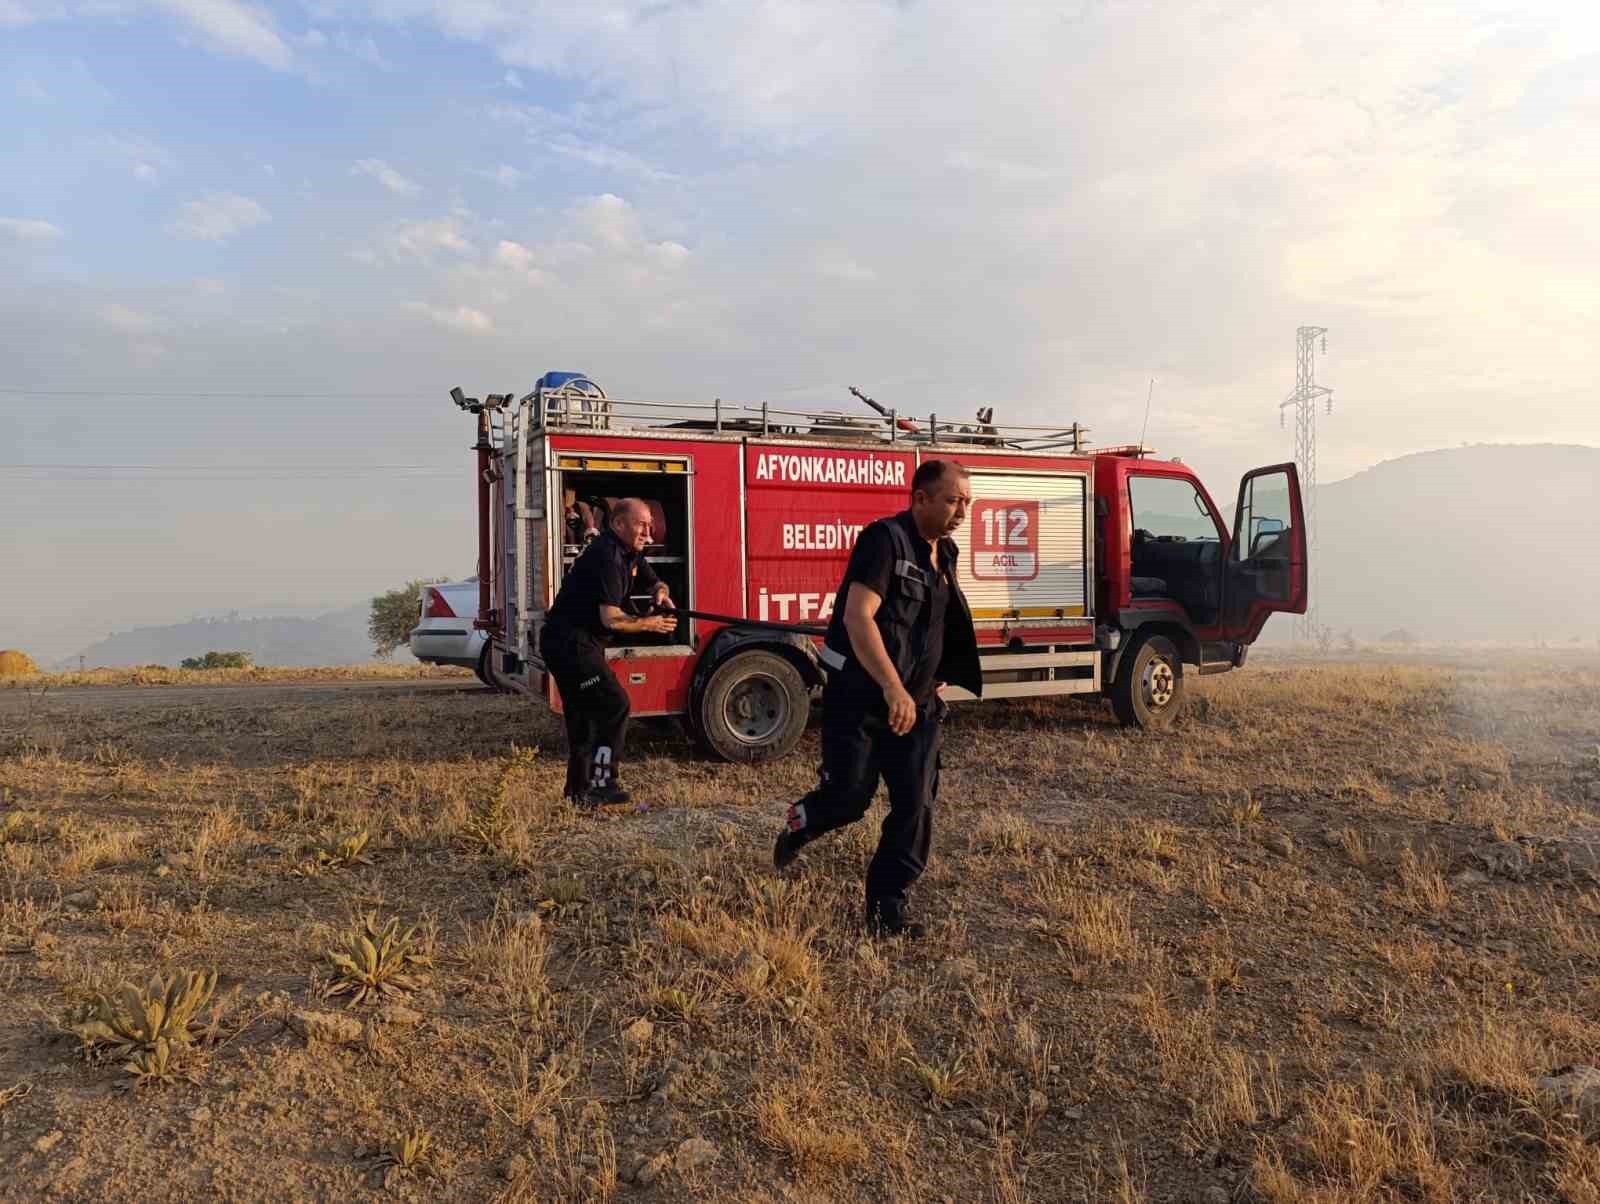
3,0 -> 1598,661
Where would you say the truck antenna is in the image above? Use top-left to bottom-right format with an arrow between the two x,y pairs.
1138,377 -> 1156,454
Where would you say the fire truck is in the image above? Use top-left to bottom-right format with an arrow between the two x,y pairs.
451,374 -> 1306,763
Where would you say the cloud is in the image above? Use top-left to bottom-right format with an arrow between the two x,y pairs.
0,216 -> 64,241
474,164 -> 524,188
152,0 -> 292,70
333,31 -> 390,69
0,0 -> 57,26
13,0 -> 1600,503
813,249 -> 874,283
351,157 -> 421,196
404,301 -> 493,333
96,302 -> 158,332
493,239 -> 532,271
98,134 -> 176,183
14,73 -> 50,102
487,104 -> 677,181
353,217 -> 474,265
170,192 -> 269,241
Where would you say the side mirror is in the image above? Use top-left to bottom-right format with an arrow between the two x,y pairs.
1249,517 -> 1286,558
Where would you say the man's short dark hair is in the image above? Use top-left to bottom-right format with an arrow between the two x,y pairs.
911,459 -> 969,496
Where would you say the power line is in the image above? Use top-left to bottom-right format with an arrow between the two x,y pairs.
0,462 -> 455,470
1,387 -> 427,399
0,462 -> 460,481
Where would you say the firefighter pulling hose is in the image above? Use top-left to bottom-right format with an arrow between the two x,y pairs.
540,498 -> 678,808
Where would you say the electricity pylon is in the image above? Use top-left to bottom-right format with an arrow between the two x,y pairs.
1279,326 -> 1332,642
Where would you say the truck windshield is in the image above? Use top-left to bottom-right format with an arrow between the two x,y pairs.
1128,475 -> 1221,541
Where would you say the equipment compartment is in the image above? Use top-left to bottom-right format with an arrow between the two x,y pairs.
553,456 -> 691,648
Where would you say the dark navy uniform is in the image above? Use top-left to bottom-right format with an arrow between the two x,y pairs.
540,530 -> 662,800
780,510 -> 981,930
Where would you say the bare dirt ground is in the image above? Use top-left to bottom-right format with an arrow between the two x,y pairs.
3,655 -> 1600,1202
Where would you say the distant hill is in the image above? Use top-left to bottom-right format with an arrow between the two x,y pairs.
1312,443 -> 1599,642
59,445 -> 1599,664
66,603 -> 410,669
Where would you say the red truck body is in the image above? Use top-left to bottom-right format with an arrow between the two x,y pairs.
459,378 -> 1305,761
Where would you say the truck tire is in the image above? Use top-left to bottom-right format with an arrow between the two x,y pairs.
697,651 -> 810,763
474,643 -> 502,691
1110,632 -> 1185,729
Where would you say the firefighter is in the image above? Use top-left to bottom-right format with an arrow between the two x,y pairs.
772,460 -> 981,937
539,498 -> 677,807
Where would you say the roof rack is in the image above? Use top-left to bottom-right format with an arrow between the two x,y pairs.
519,382 -> 1098,454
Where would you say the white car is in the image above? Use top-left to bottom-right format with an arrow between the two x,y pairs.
408,581 -> 499,687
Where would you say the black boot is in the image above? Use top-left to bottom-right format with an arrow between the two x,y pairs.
570,783 -> 632,808
866,897 -> 925,940
773,804 -> 811,871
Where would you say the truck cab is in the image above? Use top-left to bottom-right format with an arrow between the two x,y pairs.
1094,454 -> 1306,726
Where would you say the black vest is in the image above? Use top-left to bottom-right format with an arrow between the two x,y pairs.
821,515 -> 982,699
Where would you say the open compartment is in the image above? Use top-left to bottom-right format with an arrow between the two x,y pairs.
553,456 -> 692,647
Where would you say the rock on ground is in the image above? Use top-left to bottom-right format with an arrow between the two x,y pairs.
1537,1064 -> 1600,1124
674,1137 -> 719,1173
286,1008 -> 364,1045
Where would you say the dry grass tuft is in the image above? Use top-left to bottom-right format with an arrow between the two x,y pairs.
971,811 -> 1035,855
1337,825 -> 1371,867
754,1082 -> 870,1179
189,806 -> 248,878
1390,845 -> 1452,915
59,826 -> 144,875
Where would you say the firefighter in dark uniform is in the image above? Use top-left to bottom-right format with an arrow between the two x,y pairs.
539,498 -> 677,807
773,460 -> 981,937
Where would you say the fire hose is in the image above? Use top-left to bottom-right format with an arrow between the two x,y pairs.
644,602 -> 826,637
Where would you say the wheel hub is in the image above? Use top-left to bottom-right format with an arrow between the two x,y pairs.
724,673 -> 789,745
1143,658 -> 1175,708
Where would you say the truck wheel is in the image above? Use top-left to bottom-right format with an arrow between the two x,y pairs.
474,643 -> 501,691
1110,633 -> 1185,729
698,651 -> 810,763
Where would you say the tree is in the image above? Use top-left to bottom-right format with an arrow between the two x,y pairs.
179,651 -> 252,670
369,579 -> 447,658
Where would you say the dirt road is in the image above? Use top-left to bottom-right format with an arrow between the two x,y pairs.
0,677 -> 493,714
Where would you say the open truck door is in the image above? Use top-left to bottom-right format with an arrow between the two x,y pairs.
1221,462 -> 1306,643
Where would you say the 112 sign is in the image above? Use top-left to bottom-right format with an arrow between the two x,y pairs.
972,500 -> 1039,580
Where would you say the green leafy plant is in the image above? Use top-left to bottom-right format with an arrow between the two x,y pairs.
314,830 -> 374,870
126,1038 -> 182,1086
325,913 -> 431,1006
380,1127 -> 439,1178
70,970 -> 218,1080
902,1052 -> 971,1110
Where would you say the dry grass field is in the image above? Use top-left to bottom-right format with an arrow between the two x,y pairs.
3,656 -> 1600,1202
0,663 -> 470,690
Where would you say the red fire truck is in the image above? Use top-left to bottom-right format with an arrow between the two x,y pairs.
452,374 -> 1305,763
